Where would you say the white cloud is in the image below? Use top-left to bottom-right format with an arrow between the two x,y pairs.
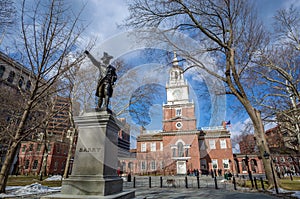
78,0 -> 129,40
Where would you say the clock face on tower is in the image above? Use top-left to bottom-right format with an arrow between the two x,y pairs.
176,122 -> 183,129
172,89 -> 182,99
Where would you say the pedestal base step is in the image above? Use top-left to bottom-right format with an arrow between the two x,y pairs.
41,190 -> 135,199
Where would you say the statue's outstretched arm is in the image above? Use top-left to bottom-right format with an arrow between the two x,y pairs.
84,50 -> 103,68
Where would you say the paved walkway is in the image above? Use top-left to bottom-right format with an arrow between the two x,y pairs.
130,187 -> 292,199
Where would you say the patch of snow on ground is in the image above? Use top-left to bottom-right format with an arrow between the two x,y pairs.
44,175 -> 62,181
293,191 -> 300,199
269,187 -> 300,199
1,183 -> 60,198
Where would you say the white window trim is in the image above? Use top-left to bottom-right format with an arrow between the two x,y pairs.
220,139 -> 227,149
151,142 -> 156,152
212,159 -> 218,169
209,140 -> 216,149
151,160 -> 156,170
160,142 -> 163,151
141,143 -> 146,152
141,161 -> 146,170
223,159 -> 229,169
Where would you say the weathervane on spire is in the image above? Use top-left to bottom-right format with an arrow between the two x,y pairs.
172,51 -> 179,66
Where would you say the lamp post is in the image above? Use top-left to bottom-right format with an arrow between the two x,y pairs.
63,128 -> 75,179
245,155 -> 254,188
263,151 -> 279,194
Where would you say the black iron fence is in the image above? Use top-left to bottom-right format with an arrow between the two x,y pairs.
123,175 -> 269,192
123,176 -> 236,190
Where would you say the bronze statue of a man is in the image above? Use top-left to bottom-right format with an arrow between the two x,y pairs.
84,50 -> 117,110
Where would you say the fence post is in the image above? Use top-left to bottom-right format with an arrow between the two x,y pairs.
149,176 -> 151,188
185,176 -> 188,188
197,176 -> 200,189
133,177 -> 136,188
160,176 -> 163,188
233,176 -> 237,190
254,177 -> 258,190
214,176 -> 218,189
260,177 -> 264,190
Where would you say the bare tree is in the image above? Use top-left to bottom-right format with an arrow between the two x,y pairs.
0,0 -> 88,193
125,0 -> 277,188
252,5 -> 300,151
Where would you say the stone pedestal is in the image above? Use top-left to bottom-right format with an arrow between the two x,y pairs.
42,111 -> 134,199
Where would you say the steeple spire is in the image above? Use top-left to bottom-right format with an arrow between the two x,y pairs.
172,51 -> 179,66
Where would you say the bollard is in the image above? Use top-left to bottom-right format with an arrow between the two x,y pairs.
254,177 -> 258,190
133,176 -> 136,188
149,176 -> 151,188
197,176 -> 200,189
185,176 -> 188,188
260,177 -> 264,190
160,176 -> 163,188
214,176 -> 218,189
290,173 -> 293,181
233,176 -> 237,190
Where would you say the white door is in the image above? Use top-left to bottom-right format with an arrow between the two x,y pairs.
177,161 -> 186,175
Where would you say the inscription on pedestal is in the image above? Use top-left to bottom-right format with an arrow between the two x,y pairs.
78,147 -> 102,153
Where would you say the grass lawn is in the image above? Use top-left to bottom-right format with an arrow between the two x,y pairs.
279,176 -> 300,191
7,175 -> 62,187
240,176 -> 300,191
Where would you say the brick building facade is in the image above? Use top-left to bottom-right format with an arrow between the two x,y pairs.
236,128 -> 300,176
18,96 -> 75,176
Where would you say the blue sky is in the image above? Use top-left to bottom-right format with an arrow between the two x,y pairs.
70,0 -> 299,132
63,1 -> 300,140
1,0 -> 299,149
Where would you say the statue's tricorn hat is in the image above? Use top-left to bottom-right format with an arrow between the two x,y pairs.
101,52 -> 113,62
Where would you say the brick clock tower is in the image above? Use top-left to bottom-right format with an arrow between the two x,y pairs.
162,53 -> 200,175
163,53 -> 196,132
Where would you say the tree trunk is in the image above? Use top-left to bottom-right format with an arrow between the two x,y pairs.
251,108 -> 278,188
0,102 -> 32,193
0,141 -> 19,193
226,47 -> 277,189
39,148 -> 48,181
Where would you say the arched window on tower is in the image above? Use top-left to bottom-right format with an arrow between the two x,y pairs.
174,71 -> 178,80
177,142 -> 184,157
